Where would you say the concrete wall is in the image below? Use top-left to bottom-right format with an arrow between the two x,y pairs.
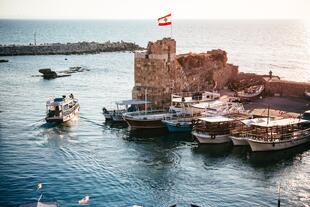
264,79 -> 310,98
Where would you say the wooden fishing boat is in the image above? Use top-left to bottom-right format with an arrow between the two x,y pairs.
45,94 -> 79,123
237,84 -> 264,99
102,99 -> 149,122
230,118 -> 271,146
247,118 -> 310,152
123,110 -> 170,129
192,116 -> 238,144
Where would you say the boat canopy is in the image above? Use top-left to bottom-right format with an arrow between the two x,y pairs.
241,118 -> 271,126
115,99 -> 150,106
198,116 -> 234,123
191,100 -> 224,109
251,118 -> 309,128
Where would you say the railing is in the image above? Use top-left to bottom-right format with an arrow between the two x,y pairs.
241,127 -> 310,142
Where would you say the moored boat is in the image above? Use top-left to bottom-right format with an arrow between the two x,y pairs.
102,99 -> 149,122
192,116 -> 238,144
169,91 -> 220,115
162,117 -> 193,133
45,94 -> 80,123
230,118 -> 271,146
247,118 -> 310,152
123,110 -> 170,129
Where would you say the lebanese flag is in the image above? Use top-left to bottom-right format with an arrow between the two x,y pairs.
158,13 -> 172,26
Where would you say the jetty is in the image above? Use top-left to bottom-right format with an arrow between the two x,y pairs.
0,41 -> 143,56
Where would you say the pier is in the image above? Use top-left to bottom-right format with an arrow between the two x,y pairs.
0,41 -> 143,56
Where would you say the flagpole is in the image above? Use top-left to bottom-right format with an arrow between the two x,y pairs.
170,15 -> 173,38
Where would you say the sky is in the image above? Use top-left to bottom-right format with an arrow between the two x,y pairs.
0,0 -> 310,20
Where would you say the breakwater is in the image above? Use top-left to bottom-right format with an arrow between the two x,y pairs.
0,41 -> 143,56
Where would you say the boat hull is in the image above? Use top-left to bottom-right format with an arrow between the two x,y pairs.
124,117 -> 165,129
192,131 -> 231,144
230,136 -> 249,146
162,120 -> 192,133
248,135 -> 310,152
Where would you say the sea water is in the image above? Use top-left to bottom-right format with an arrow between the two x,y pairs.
0,20 -> 309,207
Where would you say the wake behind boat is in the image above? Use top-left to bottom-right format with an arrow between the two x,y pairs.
45,94 -> 80,123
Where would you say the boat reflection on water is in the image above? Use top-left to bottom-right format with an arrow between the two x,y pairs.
122,128 -> 194,143
192,142 -> 233,157
104,119 -> 128,129
248,143 -> 310,166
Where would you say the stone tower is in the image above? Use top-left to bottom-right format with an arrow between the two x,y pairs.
132,38 -> 239,107
132,38 -> 186,106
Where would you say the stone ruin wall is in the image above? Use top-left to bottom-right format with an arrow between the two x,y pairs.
264,80 -> 310,98
132,38 -> 309,107
132,38 -> 238,107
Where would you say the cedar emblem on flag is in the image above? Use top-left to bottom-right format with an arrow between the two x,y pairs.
158,13 -> 172,26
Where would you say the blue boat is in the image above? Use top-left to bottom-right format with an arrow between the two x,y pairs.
162,119 -> 193,132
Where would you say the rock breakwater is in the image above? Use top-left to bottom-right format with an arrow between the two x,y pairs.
0,41 -> 143,56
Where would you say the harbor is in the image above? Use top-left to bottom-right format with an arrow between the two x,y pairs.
0,19 -> 310,207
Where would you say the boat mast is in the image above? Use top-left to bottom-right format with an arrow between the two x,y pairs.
145,88 -> 147,115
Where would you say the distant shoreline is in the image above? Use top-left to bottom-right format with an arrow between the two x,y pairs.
0,41 -> 143,56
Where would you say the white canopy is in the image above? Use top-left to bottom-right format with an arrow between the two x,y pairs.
191,100 -> 224,109
251,118 -> 309,127
115,99 -> 150,106
199,116 -> 234,123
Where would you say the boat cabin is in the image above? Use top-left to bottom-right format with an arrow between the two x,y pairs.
248,118 -> 309,141
46,94 -> 79,122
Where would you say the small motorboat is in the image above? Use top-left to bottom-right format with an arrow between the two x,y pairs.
162,117 -> 193,133
103,99 -> 150,122
45,94 -> 80,123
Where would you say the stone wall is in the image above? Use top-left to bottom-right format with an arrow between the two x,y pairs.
132,38 -> 238,106
264,79 -> 310,97
0,41 -> 143,56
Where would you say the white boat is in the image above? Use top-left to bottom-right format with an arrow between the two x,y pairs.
192,116 -> 237,144
237,84 -> 264,99
123,110 -> 171,129
247,118 -> 310,152
169,91 -> 220,115
102,99 -> 150,122
192,100 -> 246,116
45,94 -> 80,123
230,118 -> 271,146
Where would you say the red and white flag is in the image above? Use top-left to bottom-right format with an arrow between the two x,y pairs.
158,13 -> 172,26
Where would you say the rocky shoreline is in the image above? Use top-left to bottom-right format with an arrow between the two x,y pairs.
0,41 -> 143,56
